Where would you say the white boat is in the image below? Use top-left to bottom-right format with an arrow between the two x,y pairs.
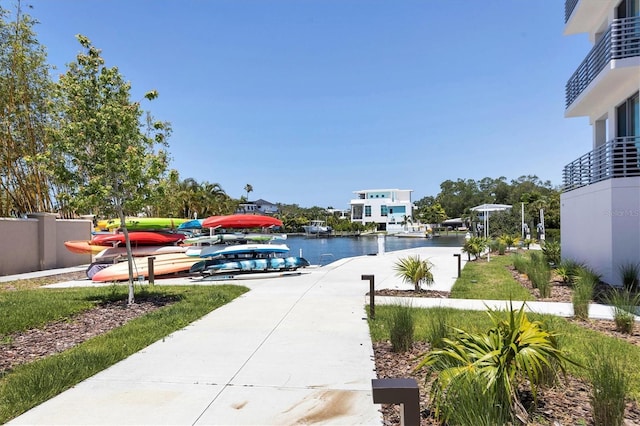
303,220 -> 332,235
394,231 -> 431,238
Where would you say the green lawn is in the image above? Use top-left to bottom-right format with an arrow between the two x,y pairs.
450,253 -> 532,300
0,284 -> 248,423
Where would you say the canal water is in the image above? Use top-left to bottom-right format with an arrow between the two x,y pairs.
284,234 -> 465,266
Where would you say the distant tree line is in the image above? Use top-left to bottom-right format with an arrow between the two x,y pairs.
414,175 -> 560,237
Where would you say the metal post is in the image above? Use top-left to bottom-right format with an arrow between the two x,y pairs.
372,378 -> 420,426
148,256 -> 155,285
453,253 -> 461,277
362,274 -> 375,319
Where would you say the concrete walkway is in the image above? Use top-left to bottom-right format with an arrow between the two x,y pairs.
5,246 -> 624,425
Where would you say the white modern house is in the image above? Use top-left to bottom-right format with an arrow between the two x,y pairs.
350,189 -> 414,233
561,0 -> 640,285
236,199 -> 279,215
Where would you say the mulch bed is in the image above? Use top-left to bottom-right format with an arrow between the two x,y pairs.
0,293 -> 174,374
371,258 -> 640,425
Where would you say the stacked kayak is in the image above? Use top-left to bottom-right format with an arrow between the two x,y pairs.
190,244 -> 309,275
91,253 -> 200,282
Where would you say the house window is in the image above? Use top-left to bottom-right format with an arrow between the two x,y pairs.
381,205 -> 388,217
365,206 -> 371,217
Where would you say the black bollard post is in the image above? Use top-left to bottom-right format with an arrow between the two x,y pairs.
361,274 -> 375,319
148,256 -> 155,285
453,253 -> 461,278
372,378 -> 420,426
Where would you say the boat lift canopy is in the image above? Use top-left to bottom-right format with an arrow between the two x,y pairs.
470,204 -> 512,261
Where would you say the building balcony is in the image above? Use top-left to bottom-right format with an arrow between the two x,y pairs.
565,16 -> 640,116
562,136 -> 640,191
564,0 -> 579,24
564,0 -> 616,33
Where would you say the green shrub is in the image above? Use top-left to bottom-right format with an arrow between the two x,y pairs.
542,240 -> 561,266
588,343 -> 629,426
544,228 -> 560,243
387,303 -> 414,352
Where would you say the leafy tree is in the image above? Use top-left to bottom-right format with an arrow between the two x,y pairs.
418,202 -> 447,225
47,35 -> 171,304
0,4 -> 55,215
436,178 -> 484,219
482,208 -> 522,238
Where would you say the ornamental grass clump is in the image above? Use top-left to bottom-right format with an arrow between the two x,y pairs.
528,255 -> 552,298
573,267 -> 600,320
606,289 -> 640,334
619,262 -> 640,293
512,253 -> 529,274
588,343 -> 630,426
425,308 -> 450,350
416,303 -> 575,424
387,303 -> 415,352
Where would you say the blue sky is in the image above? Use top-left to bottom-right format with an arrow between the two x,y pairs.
26,0 -> 592,209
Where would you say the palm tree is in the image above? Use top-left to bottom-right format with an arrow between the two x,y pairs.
244,184 -> 253,201
178,178 -> 200,218
462,236 -> 487,261
394,255 -> 434,291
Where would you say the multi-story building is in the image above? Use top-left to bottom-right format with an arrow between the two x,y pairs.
350,189 -> 414,233
561,0 -> 639,285
236,199 -> 279,215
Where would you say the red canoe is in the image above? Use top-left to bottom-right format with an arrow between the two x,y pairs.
202,214 -> 282,229
91,231 -> 186,246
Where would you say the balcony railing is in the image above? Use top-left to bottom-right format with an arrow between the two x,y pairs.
565,16 -> 640,109
564,0 -> 579,23
562,136 -> 640,191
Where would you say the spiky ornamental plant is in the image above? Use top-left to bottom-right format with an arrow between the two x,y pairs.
394,255 -> 434,292
462,236 -> 487,261
416,302 -> 575,423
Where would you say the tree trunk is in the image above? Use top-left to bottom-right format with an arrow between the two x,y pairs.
117,206 -> 135,305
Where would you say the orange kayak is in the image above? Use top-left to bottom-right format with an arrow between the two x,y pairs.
64,240 -> 107,255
